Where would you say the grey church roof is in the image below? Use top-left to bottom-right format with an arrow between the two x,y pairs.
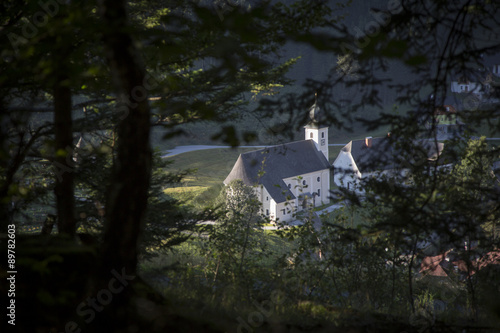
342,137 -> 444,173
224,140 -> 331,203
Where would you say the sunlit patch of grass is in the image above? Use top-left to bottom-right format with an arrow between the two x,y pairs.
163,186 -> 208,194
163,186 -> 208,204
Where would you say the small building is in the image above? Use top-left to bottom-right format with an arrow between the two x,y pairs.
492,64 -> 500,77
451,78 -> 480,94
333,136 -> 444,192
224,101 -> 331,222
450,77 -> 482,94
434,105 -> 458,125
430,104 -> 464,139
450,74 -> 492,100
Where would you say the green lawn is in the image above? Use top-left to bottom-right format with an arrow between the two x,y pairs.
320,205 -> 367,229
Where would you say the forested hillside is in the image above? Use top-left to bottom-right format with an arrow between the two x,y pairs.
1,1 -> 499,332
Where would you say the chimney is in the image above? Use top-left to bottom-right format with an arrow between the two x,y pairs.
365,136 -> 372,148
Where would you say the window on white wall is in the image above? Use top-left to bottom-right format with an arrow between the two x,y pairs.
317,177 -> 320,182
266,196 -> 268,201
302,180 -> 306,185
266,209 -> 269,215
281,209 -> 286,215
310,132 -> 313,139
321,132 -> 324,138
318,189 -> 320,196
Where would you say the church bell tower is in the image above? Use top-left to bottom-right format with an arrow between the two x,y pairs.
304,94 -> 329,161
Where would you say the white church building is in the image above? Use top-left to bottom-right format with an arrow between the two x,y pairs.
224,101 -> 331,222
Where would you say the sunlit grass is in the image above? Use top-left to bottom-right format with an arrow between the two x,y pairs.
163,186 -> 208,195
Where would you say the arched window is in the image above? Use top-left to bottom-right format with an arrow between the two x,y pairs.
266,196 -> 268,201
302,180 -> 306,185
317,177 -> 320,182
287,183 -> 291,189
310,132 -> 313,139
317,189 -> 320,196
321,132 -> 324,138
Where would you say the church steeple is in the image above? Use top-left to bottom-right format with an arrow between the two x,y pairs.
305,93 -> 329,161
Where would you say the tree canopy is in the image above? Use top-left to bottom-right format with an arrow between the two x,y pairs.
1,0 -> 500,332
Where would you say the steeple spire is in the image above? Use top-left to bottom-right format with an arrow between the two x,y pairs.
304,96 -> 329,161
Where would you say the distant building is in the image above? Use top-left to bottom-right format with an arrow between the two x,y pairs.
333,136 -> 444,192
450,77 -> 482,94
492,64 -> 500,77
224,101 -> 331,222
430,104 -> 464,139
420,249 -> 500,278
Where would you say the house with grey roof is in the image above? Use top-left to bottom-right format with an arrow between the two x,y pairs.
333,136 -> 444,192
224,102 -> 331,222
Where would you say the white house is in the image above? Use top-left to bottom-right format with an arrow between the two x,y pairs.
333,136 -> 444,192
492,64 -> 500,77
450,75 -> 491,98
224,102 -> 331,222
450,80 -> 481,94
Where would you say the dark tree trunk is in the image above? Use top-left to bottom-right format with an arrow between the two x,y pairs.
41,214 -> 57,235
53,76 -> 76,237
0,101 -> 11,233
94,0 -> 152,330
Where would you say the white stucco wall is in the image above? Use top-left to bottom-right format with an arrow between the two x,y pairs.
274,200 -> 295,222
257,186 -> 296,222
283,168 -> 330,208
451,81 -> 481,94
333,151 -> 361,190
255,185 -> 272,218
305,127 -> 329,161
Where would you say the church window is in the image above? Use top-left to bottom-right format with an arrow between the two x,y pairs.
288,183 -> 291,189
321,132 -> 324,138
281,209 -> 286,215
302,180 -> 306,185
266,196 -> 268,201
317,177 -> 320,182
266,209 -> 269,215
318,189 -> 320,196
310,132 -> 313,139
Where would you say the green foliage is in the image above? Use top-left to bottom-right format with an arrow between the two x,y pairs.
3,0 -> 500,331
201,180 -> 269,297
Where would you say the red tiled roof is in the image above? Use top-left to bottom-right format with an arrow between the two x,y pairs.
435,105 -> 457,115
420,250 -> 500,278
475,250 -> 500,272
420,253 -> 448,277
